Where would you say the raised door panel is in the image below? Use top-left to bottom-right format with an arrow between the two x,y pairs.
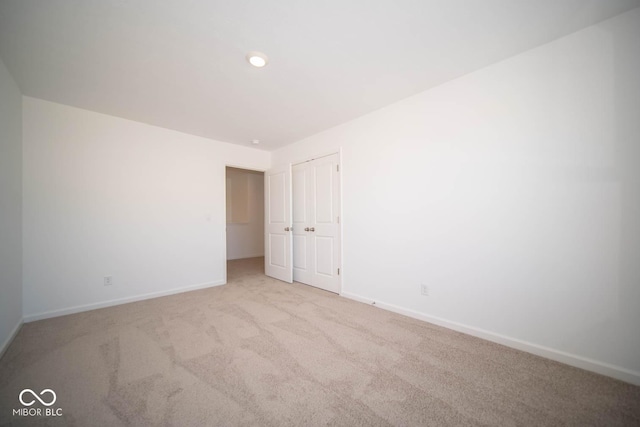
292,167 -> 307,224
314,236 -> 334,277
293,235 -> 307,269
292,164 -> 312,284
268,172 -> 286,224
269,234 -> 287,268
314,161 -> 334,224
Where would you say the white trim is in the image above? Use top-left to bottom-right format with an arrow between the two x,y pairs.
24,280 -> 226,322
341,291 -> 640,386
222,163 -> 228,287
337,148 -> 343,292
0,318 -> 23,360
225,163 -> 267,173
289,148 -> 344,169
227,253 -> 265,261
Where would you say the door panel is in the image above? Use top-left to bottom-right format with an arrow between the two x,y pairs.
314,161 -> 334,224
292,162 -> 313,284
265,166 -> 292,283
293,235 -> 307,269
268,173 -> 286,223
292,168 -> 307,222
269,234 -> 288,268
314,236 -> 333,276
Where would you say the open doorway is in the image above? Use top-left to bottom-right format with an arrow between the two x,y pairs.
225,167 -> 265,281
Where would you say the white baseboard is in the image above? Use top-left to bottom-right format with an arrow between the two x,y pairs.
340,291 -> 640,386
24,280 -> 226,322
227,253 -> 265,261
0,318 -> 24,360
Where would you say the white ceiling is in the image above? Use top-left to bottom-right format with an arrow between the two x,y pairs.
1,0 -> 638,151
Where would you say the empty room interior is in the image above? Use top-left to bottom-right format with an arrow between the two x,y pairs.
1,1 -> 640,425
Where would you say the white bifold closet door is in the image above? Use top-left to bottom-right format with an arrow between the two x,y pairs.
292,153 -> 341,293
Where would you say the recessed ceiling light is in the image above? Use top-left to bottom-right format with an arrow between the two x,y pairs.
246,51 -> 268,68
251,139 -> 260,145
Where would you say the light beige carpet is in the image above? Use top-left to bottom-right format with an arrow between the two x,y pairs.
1,257 -> 638,426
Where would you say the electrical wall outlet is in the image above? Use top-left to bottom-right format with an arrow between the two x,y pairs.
104,276 -> 113,286
421,284 -> 429,296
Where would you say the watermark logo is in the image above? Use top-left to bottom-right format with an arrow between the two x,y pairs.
19,389 -> 56,407
13,389 -> 62,417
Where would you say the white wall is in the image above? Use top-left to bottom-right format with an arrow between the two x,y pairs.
272,9 -> 640,383
0,57 -> 23,356
226,168 -> 265,260
22,97 -> 270,320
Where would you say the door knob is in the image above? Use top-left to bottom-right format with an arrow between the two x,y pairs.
310,227 -> 315,232
304,227 -> 310,231
285,227 -> 290,231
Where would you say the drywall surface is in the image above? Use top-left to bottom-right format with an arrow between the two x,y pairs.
226,168 -> 264,260
273,9 -> 640,378
0,57 -> 23,354
22,97 -> 270,319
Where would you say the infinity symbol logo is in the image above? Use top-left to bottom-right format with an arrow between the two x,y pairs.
19,389 -> 57,407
